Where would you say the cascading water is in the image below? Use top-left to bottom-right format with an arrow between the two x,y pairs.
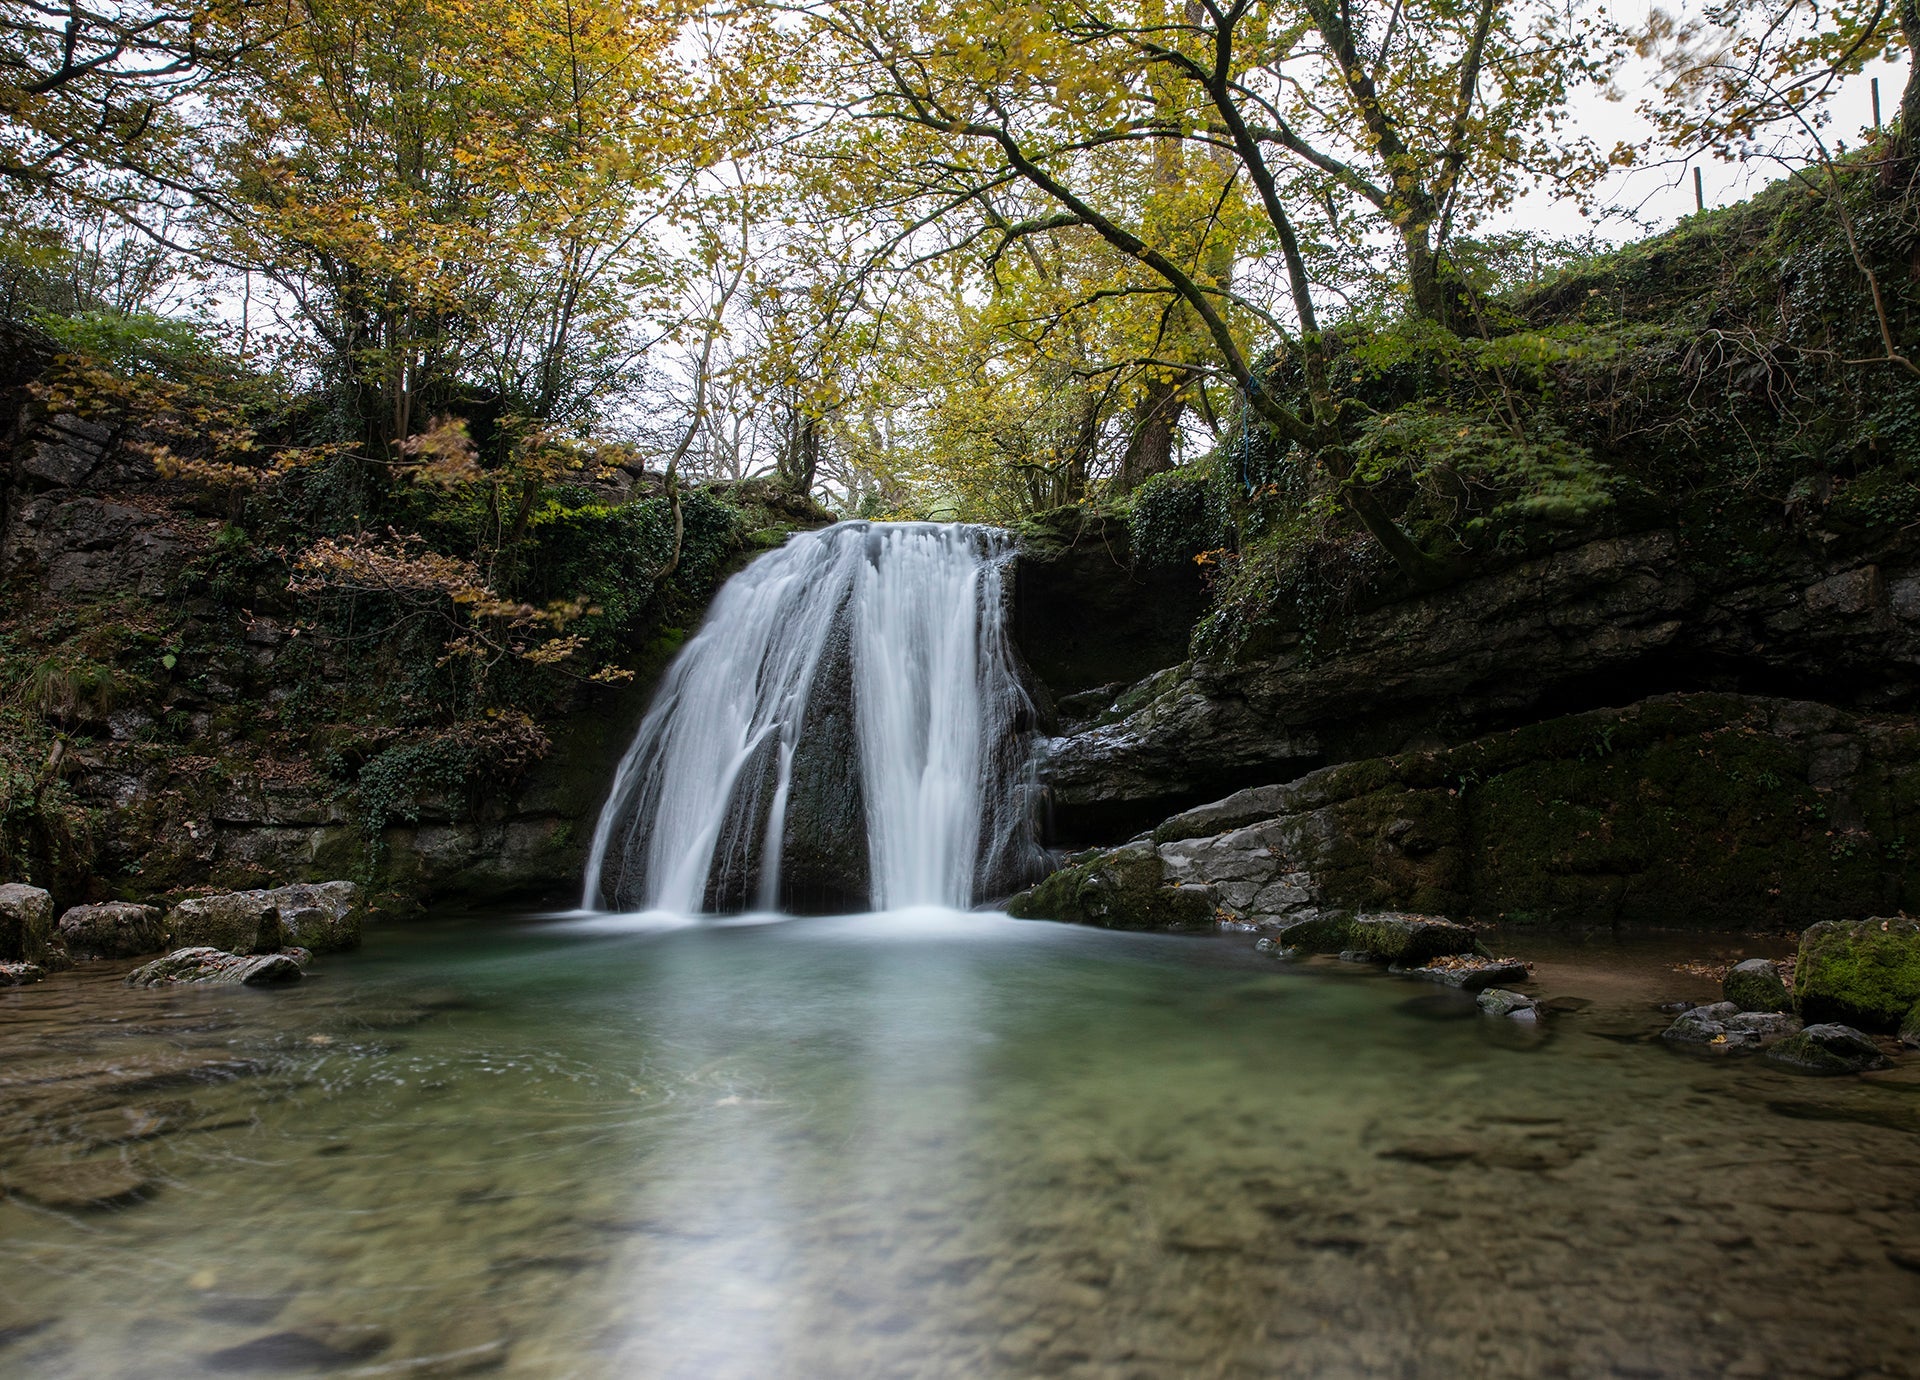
581,521 -> 1046,914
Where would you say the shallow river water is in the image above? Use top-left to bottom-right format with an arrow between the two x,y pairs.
3,910 -> 1919,1379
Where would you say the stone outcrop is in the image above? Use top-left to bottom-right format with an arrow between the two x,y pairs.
1793,918 -> 1920,1031
1763,1023 -> 1893,1074
57,902 -> 167,960
268,881 -> 363,954
1005,844 -> 1218,931
161,881 -> 365,956
124,947 -> 304,987
1036,529 -> 1920,841
0,884 -> 55,963
1018,695 -> 1920,934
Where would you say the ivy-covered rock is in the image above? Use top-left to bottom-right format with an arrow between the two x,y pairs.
57,902 -> 166,960
124,946 -> 303,987
1723,958 -> 1792,1014
0,884 -> 54,964
1794,918 -> 1920,1031
1006,844 -> 1217,931
1763,1023 -> 1893,1075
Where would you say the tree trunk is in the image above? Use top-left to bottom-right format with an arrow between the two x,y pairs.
1117,374 -> 1184,493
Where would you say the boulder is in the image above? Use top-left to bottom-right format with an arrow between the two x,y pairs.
0,884 -> 55,963
0,961 -> 46,986
1006,844 -> 1218,931
267,882 -> 363,954
57,902 -> 167,960
1396,955 -> 1531,991
1477,988 -> 1540,1021
1763,1023 -> 1894,1075
1271,915 -> 1352,953
1346,913 -> 1476,965
1901,1003 -> 1920,1051
166,892 -> 283,955
125,947 -> 303,988
1661,1002 -> 1801,1049
1723,957 -> 1792,1013
1793,918 -> 1920,1031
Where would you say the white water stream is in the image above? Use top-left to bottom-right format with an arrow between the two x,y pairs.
581,522 -> 1042,913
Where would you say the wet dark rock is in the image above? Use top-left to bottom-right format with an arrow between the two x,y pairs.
205,1323 -> 392,1373
1006,844 -> 1217,930
269,882 -> 363,954
1398,990 -> 1480,1021
1394,956 -> 1530,991
1378,1137 -> 1481,1165
1764,1023 -> 1894,1075
1272,915 -> 1351,953
0,961 -> 46,986
1477,988 -> 1540,1021
1346,914 -> 1475,965
1661,1002 -> 1800,1049
56,902 -> 166,960
1901,1002 -> 1920,1050
1794,917 -> 1920,1031
776,613 -> 871,912
0,884 -> 54,963
1723,958 -> 1792,1013
166,893 -> 283,955
124,947 -> 303,988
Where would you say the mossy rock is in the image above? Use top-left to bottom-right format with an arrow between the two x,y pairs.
1273,915 -> 1352,953
1794,918 -> 1920,1031
1347,913 -> 1476,964
1006,845 -> 1216,931
1900,1002 -> 1920,1050
1723,958 -> 1792,1014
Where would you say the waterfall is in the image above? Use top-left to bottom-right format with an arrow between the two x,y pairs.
581,522 -> 1045,914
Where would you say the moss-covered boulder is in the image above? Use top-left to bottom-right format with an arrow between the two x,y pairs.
57,902 -> 166,960
269,882 -> 364,954
1006,844 -> 1217,931
1723,958 -> 1792,1014
1272,915 -> 1352,952
0,884 -> 55,963
1763,1023 -> 1893,1075
1794,918 -> 1920,1031
165,892 -> 283,955
1347,913 -> 1476,964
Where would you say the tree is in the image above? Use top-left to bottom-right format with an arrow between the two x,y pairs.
792,0 -> 1624,577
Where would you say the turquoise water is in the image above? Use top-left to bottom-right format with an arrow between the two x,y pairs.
2,910 -> 1918,1378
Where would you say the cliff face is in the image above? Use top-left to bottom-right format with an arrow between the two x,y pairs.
1033,525 -> 1920,845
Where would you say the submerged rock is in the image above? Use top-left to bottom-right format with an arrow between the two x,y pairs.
1396,955 -> 1531,991
205,1323 -> 391,1373
1006,844 -> 1217,930
1764,1023 -> 1893,1075
0,884 -> 54,963
1661,1002 -> 1800,1049
1477,988 -> 1539,1021
124,947 -> 304,988
57,902 -> 167,960
1794,918 -> 1920,1031
1346,914 -> 1476,965
1723,957 -> 1792,1013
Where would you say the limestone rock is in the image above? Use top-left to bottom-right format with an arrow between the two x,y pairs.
1346,913 -> 1476,965
1723,957 -> 1792,1013
125,947 -> 303,988
1764,1023 -> 1894,1075
1661,1002 -> 1801,1048
1006,844 -> 1217,931
166,892 -> 283,955
0,884 -> 55,963
1794,918 -> 1920,1031
267,881 -> 364,954
57,902 -> 167,960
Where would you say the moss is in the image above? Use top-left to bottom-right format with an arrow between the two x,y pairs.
1006,844 -> 1215,931
1795,918 -> 1920,1031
